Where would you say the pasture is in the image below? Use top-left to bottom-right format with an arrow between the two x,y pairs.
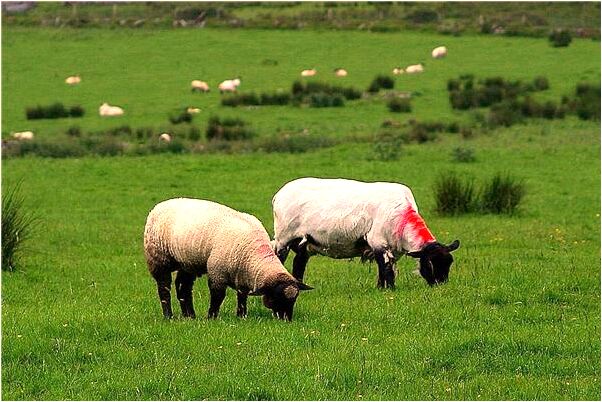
1,22 -> 600,401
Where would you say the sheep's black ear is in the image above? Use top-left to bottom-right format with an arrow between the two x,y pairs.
446,240 -> 460,252
407,250 -> 423,258
297,281 -> 313,291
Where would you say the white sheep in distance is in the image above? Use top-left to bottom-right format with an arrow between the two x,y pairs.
218,78 -> 241,93
432,46 -> 448,59
12,131 -> 34,140
65,75 -> 81,85
272,178 -> 459,288
191,80 -> 210,92
144,198 -> 313,320
405,64 -> 424,74
334,68 -> 348,77
99,102 -> 124,116
159,133 -> 172,142
300,69 -> 317,77
392,67 -> 404,75
186,107 -> 201,114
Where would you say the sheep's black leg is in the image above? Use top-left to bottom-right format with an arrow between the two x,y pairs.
292,244 -> 310,281
153,270 -> 173,319
175,270 -> 196,318
236,290 -> 248,318
374,250 -> 396,289
207,283 -> 226,319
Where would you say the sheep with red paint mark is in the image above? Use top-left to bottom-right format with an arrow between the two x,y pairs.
144,198 -> 312,321
272,177 -> 459,288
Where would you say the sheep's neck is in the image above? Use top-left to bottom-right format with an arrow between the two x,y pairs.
247,241 -> 282,290
393,204 -> 436,252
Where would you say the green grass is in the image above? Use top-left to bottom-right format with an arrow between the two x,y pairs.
1,23 -> 600,400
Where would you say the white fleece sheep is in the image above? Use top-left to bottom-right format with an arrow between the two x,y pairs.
334,68 -> 348,77
405,64 -> 424,74
159,133 -> 172,142
272,178 -> 459,288
218,78 -> 241,93
392,67 -> 404,75
431,46 -> 447,59
144,198 -> 312,320
300,69 -> 317,77
65,75 -> 81,85
12,131 -> 34,140
99,102 -> 124,116
191,80 -> 210,92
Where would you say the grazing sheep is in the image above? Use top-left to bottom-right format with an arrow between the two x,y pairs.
65,75 -> 81,85
272,178 -> 459,288
144,198 -> 313,320
186,107 -> 201,114
191,80 -> 210,93
334,68 -> 348,77
301,69 -> 317,77
218,78 -> 241,93
392,67 -> 404,75
99,102 -> 124,116
159,133 -> 172,142
405,64 -> 424,74
11,131 -> 34,140
431,46 -> 448,59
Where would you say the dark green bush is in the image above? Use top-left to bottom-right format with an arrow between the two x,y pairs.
206,116 -> 254,141
451,147 -> 476,163
260,92 -> 291,105
434,172 -> 477,215
447,79 -> 461,91
2,181 -> 38,271
368,75 -> 395,93
481,173 -> 525,214
169,110 -> 193,124
309,93 -> 344,108
533,76 -> 550,91
487,101 -> 523,127
406,9 -> 438,24
66,126 -> 82,137
25,103 -> 84,120
572,83 -> 601,121
387,98 -> 411,113
188,127 -> 201,141
258,134 -> 338,153
549,29 -> 572,47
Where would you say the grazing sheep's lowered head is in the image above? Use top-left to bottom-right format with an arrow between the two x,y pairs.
408,240 -> 460,286
250,272 -> 313,321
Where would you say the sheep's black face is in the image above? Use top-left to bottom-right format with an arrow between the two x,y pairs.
409,240 -> 460,286
262,282 -> 299,321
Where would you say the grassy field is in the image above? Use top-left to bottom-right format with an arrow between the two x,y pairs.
1,22 -> 601,401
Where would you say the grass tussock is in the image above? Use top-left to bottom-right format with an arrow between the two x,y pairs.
2,181 -> 38,272
206,116 -> 254,141
434,172 -> 477,215
480,173 -> 526,214
26,103 -> 84,120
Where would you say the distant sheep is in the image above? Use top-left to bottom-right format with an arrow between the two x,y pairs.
144,198 -> 313,320
392,67 -> 404,75
334,68 -> 348,77
191,80 -> 210,93
218,78 -> 241,93
159,133 -> 172,142
431,46 -> 448,59
186,107 -> 201,114
99,102 -> 124,116
405,64 -> 424,74
12,131 -> 34,140
272,178 -> 460,288
65,75 -> 81,85
301,69 -> 317,77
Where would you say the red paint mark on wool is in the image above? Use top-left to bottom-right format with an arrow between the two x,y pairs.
256,243 -> 276,260
394,204 -> 435,245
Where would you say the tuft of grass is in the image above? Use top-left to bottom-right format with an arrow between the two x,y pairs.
549,29 -> 572,47
480,173 -> 525,214
1,181 -> 38,272
451,147 -> 476,163
387,97 -> 411,113
434,172 -> 477,215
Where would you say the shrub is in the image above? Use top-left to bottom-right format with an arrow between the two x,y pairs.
487,101 -> 523,127
260,92 -> 291,105
169,110 -> 193,124
258,133 -> 338,153
447,79 -> 461,91
451,147 -> 476,163
541,101 -> 559,119
66,126 -> 82,137
136,127 -> 154,140
388,98 -> 411,113
371,130 -> 403,161
368,74 -> 395,93
206,116 -> 254,141
309,93 -> 344,107
434,172 -> 477,215
573,83 -> 601,121
549,29 -> 572,47
2,182 -> 37,271
406,9 -> 438,24
520,97 -> 542,117
449,89 -> 475,110
533,76 -> 550,91
107,125 -> 132,136
480,173 -> 525,214
188,126 -> 201,141
25,103 -> 84,120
